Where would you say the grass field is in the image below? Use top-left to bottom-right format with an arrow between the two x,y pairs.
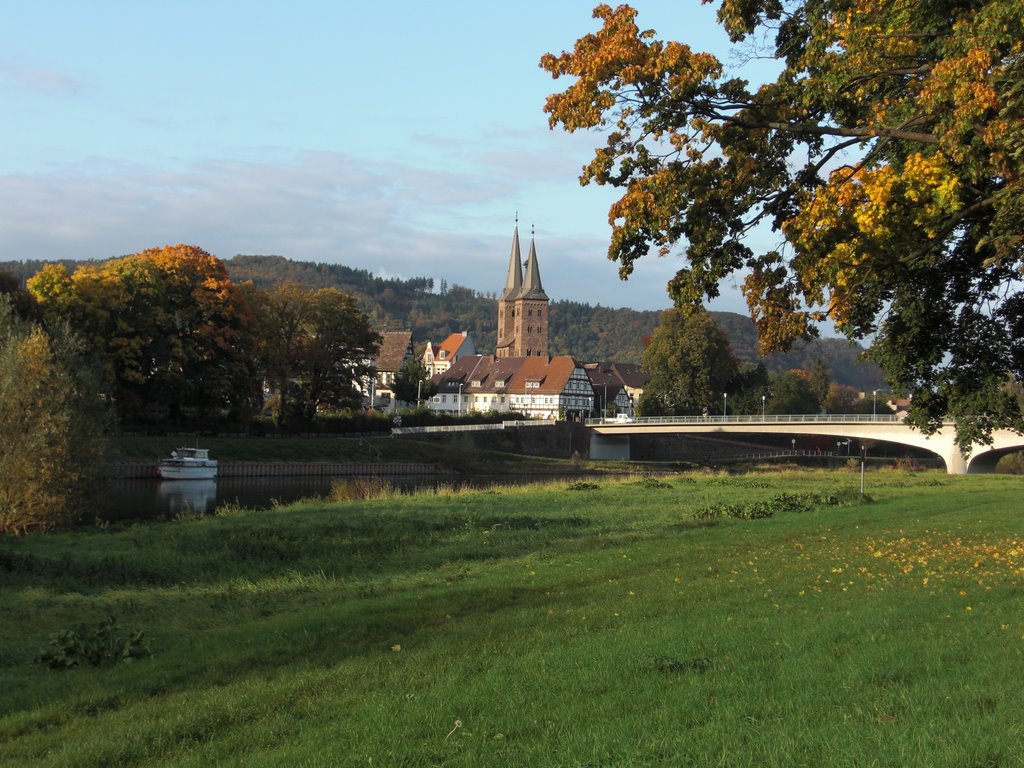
2,469 -> 1023,767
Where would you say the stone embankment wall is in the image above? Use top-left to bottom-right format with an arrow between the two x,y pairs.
112,461 -> 438,480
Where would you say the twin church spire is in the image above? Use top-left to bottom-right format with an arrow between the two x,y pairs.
497,220 -> 549,358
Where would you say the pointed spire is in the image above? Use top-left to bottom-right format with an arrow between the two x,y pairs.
501,220 -> 524,300
520,226 -> 548,300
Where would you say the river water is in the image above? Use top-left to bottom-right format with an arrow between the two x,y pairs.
106,474 -> 535,522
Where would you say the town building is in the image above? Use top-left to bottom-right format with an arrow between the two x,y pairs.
430,354 -> 593,420
584,362 -> 650,417
370,330 -> 414,410
423,331 -> 476,375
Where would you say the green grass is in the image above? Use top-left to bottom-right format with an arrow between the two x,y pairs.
2,469 -> 1023,766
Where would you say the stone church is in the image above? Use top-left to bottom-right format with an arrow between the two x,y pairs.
496,222 -> 549,358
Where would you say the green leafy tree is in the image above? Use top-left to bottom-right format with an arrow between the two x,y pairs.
252,282 -> 380,426
768,371 -> 820,415
809,358 -> 831,407
542,1 -> 1024,449
0,269 -> 37,321
727,361 -> 771,415
0,299 -> 110,534
639,309 -> 737,416
392,357 -> 433,406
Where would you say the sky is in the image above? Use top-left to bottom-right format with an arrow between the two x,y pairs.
0,1 -> 776,313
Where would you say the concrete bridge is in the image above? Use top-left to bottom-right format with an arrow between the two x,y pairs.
587,414 -> 1024,474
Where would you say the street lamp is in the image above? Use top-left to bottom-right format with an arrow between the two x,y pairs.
791,438 -> 796,453
417,379 -> 423,408
458,382 -> 463,416
723,392 -> 728,419
872,389 -> 878,418
761,394 -> 766,420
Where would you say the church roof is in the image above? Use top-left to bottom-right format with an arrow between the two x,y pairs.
501,224 -> 524,300
519,234 -> 548,301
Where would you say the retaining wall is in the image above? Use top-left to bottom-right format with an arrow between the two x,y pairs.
112,461 -> 438,480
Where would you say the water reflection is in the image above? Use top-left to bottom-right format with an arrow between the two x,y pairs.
157,479 -> 218,516
106,476 -> 337,522
105,475 -> 537,522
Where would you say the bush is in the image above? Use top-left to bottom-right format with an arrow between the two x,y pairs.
36,616 -> 150,670
329,477 -> 400,501
0,300 -> 111,534
695,490 -> 865,521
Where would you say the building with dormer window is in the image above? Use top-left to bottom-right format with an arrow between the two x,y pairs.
422,331 -> 476,376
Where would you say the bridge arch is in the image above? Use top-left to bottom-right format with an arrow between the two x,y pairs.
586,415 -> 1024,475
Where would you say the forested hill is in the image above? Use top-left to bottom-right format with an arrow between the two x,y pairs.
222,255 -> 884,391
0,254 -> 884,390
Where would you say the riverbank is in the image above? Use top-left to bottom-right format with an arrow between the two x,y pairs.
107,432 -> 649,478
3,470 -> 1022,765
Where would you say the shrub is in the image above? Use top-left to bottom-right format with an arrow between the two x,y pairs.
695,490 -> 865,521
631,476 -> 673,489
36,616 -> 150,670
0,300 -> 111,534
329,477 -> 399,502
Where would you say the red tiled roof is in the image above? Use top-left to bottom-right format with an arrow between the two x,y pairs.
438,332 -> 470,360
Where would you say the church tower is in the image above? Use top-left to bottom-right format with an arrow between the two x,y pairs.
496,221 -> 549,358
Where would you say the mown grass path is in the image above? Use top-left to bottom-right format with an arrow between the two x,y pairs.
1,470 -> 1022,766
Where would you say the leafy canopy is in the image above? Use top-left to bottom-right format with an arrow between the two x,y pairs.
542,0 -> 1024,449
640,308 -> 738,416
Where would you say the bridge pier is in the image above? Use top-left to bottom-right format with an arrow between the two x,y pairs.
590,432 -> 631,460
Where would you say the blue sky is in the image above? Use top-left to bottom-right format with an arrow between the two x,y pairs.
1,1 -> 772,313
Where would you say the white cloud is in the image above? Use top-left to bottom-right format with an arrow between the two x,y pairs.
0,149 -> 754,313
0,59 -> 82,97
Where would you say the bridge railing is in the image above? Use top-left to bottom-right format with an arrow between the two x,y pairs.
585,413 -> 906,427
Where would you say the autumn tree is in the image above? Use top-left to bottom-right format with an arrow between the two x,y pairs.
28,245 -> 261,425
542,1 -> 1024,449
824,382 -> 870,414
639,308 -> 737,415
0,298 -> 110,534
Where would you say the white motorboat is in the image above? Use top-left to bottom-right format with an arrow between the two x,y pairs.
157,447 -> 218,480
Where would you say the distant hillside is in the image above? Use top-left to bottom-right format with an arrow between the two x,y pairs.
0,254 -> 884,390
221,256 -> 883,390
